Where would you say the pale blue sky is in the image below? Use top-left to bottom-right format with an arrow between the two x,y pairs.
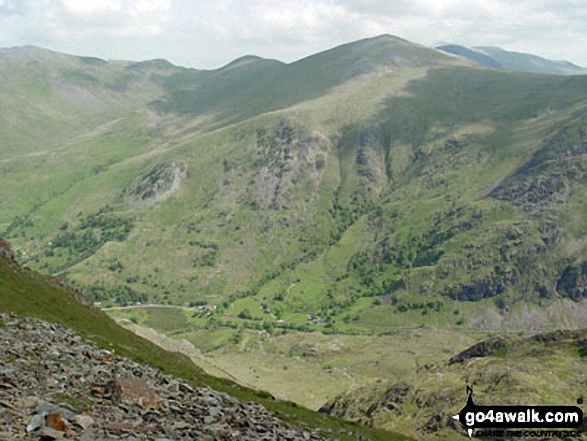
1,0 -> 585,69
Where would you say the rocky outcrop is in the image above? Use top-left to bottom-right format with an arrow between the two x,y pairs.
0,238 -> 15,262
448,336 -> 507,364
0,312 -> 330,440
252,120 -> 330,210
124,162 -> 187,208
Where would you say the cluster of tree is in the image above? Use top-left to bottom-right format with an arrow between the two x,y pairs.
50,208 -> 133,259
188,240 -> 219,250
327,193 -> 375,245
6,214 -> 34,235
191,249 -> 217,267
86,283 -> 147,305
395,300 -> 444,314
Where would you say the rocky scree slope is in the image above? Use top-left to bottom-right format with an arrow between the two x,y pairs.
0,238 -> 410,441
0,311 -> 333,440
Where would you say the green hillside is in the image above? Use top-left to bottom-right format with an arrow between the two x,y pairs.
2,34 -> 587,437
0,242 -> 409,441
320,328 -> 587,439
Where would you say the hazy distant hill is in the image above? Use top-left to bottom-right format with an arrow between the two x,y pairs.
435,44 -> 503,69
437,44 -> 587,74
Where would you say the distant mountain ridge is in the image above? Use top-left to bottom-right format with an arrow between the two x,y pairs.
2,34 -> 587,440
2,34 -> 587,323
436,44 -> 587,75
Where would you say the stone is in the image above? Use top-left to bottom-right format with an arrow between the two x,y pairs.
448,336 -> 507,364
112,377 -> 162,410
0,400 -> 16,410
74,414 -> 95,430
35,402 -> 76,421
0,238 -> 15,262
39,426 -> 65,440
26,413 -> 45,433
90,386 -> 104,396
178,383 -> 193,394
106,420 -> 136,433
101,352 -> 117,362
172,421 -> 190,430
46,412 -> 68,432
0,312 -> 333,441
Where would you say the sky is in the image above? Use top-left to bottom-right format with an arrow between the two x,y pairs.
0,0 -> 586,69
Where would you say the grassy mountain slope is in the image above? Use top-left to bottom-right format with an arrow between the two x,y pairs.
0,46 -> 178,159
154,35 -> 466,127
320,329 -> 587,439
3,35 -> 587,434
0,245 -> 410,441
0,46 -> 186,223
4,36 -> 587,330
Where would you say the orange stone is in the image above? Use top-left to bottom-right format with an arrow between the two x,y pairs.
90,386 -> 104,396
105,377 -> 162,409
46,413 -> 68,432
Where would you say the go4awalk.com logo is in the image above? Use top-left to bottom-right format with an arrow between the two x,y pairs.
452,386 -> 584,438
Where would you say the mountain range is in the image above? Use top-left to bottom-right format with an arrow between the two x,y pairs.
436,44 -> 587,75
2,34 -> 587,439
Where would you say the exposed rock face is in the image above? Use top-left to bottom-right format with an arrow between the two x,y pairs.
319,382 -> 413,431
449,328 -> 587,366
124,162 -> 187,208
448,336 -> 507,364
0,312 -> 330,440
252,120 -> 330,210
0,238 -> 15,262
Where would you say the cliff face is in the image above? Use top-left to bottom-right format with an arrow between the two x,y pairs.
0,238 -> 14,262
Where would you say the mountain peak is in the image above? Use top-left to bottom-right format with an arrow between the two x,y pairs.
287,32 -> 458,78
2,45 -> 61,60
370,34 -> 409,42
220,55 -> 284,71
126,58 -> 177,71
339,34 -> 417,52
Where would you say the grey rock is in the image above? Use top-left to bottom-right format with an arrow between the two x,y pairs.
74,414 -> 95,430
26,413 -> 45,433
0,312 -> 333,441
35,402 -> 76,421
38,426 -> 65,440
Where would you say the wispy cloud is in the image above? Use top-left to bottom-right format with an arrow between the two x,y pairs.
0,0 -> 585,68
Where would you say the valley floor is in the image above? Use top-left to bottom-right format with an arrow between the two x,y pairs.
107,304 -> 485,410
